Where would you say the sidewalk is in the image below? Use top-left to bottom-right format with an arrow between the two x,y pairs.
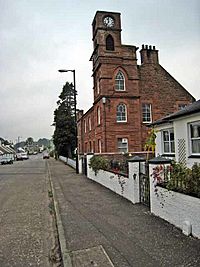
48,159 -> 200,267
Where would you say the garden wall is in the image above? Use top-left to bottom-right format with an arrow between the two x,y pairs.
86,154 -> 141,204
149,163 -> 200,239
59,156 -> 76,169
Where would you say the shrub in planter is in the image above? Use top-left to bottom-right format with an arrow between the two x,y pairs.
166,162 -> 200,198
89,155 -> 109,175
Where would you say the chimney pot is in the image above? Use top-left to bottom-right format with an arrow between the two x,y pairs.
145,45 -> 148,49
149,45 -> 152,50
153,46 -> 155,50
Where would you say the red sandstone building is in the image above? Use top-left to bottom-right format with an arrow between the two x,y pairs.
77,11 -> 195,155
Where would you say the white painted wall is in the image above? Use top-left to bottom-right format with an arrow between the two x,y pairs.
173,114 -> 200,167
87,154 -> 141,204
149,163 -> 200,239
59,156 -> 76,169
155,114 -> 200,167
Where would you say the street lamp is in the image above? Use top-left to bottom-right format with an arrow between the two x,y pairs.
58,69 -> 79,174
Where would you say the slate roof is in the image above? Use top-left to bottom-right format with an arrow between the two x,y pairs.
152,99 -> 200,126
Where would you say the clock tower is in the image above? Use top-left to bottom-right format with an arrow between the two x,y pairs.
90,11 -> 139,103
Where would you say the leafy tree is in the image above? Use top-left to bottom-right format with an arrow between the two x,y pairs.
144,128 -> 157,160
53,82 -> 76,158
26,137 -> 34,145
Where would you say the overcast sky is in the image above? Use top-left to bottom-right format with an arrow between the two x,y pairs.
0,0 -> 199,143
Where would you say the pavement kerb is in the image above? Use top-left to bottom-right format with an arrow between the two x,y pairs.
47,160 -> 73,267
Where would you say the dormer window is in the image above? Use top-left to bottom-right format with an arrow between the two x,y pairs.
106,35 -> 114,51
115,71 -> 125,91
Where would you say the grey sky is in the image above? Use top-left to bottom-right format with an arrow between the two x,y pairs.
0,0 -> 199,143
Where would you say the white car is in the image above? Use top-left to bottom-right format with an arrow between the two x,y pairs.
16,152 -> 29,160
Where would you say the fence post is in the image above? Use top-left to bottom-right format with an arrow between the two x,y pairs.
128,156 -> 145,204
78,154 -> 83,174
86,153 -> 94,178
148,156 -> 171,212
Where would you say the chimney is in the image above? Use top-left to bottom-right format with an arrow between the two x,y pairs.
77,110 -> 84,120
140,44 -> 159,64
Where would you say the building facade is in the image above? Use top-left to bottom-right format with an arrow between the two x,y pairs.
152,100 -> 200,168
77,11 -> 195,155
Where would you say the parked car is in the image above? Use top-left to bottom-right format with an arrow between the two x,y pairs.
16,152 -> 29,160
0,155 -> 13,165
21,152 -> 29,160
43,152 -> 49,159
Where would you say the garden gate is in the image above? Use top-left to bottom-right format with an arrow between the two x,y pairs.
139,161 -> 150,208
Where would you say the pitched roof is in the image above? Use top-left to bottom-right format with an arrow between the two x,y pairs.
152,100 -> 200,126
0,145 -> 15,154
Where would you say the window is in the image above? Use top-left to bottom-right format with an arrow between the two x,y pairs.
117,138 -> 128,153
189,121 -> 200,155
116,104 -> 127,122
142,103 -> 152,123
84,120 -> 87,133
115,71 -> 125,91
85,142 -> 87,152
106,35 -> 114,51
162,129 -> 175,154
97,107 -> 100,125
97,79 -> 100,94
89,141 -> 92,152
98,139 -> 102,153
88,117 -> 91,131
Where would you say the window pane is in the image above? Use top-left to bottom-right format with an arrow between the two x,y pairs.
142,103 -> 151,122
170,141 -> 175,153
115,71 -> 125,91
170,132 -> 174,141
163,131 -> 169,141
117,104 -> 126,122
164,142 -> 169,153
191,124 -> 200,138
117,138 -> 128,153
192,140 -> 200,153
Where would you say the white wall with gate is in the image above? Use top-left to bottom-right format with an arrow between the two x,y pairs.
86,153 -> 200,239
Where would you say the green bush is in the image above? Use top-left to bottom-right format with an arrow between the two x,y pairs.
166,162 -> 200,198
89,155 -> 109,175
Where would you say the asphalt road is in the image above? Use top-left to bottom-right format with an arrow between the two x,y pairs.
0,155 -> 53,267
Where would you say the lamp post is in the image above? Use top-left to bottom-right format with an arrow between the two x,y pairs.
58,69 -> 79,173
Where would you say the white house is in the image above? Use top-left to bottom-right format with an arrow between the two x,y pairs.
0,145 -> 15,164
152,100 -> 200,168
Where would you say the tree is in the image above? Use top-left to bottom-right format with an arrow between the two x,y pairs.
25,137 -> 34,146
144,128 -> 157,160
53,82 -> 76,158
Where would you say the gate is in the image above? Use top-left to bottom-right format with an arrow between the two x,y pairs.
139,161 -> 150,208
82,155 -> 87,176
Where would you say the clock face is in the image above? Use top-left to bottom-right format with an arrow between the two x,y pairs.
103,16 -> 115,27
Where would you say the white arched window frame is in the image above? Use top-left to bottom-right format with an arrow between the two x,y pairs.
97,106 -> 100,125
88,117 -> 91,131
116,103 -> 127,122
115,71 -> 125,91
84,120 -> 87,133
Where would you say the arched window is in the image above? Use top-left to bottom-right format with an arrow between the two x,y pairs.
115,71 -> 125,91
97,106 -> 100,125
106,35 -> 114,51
116,103 -> 127,122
